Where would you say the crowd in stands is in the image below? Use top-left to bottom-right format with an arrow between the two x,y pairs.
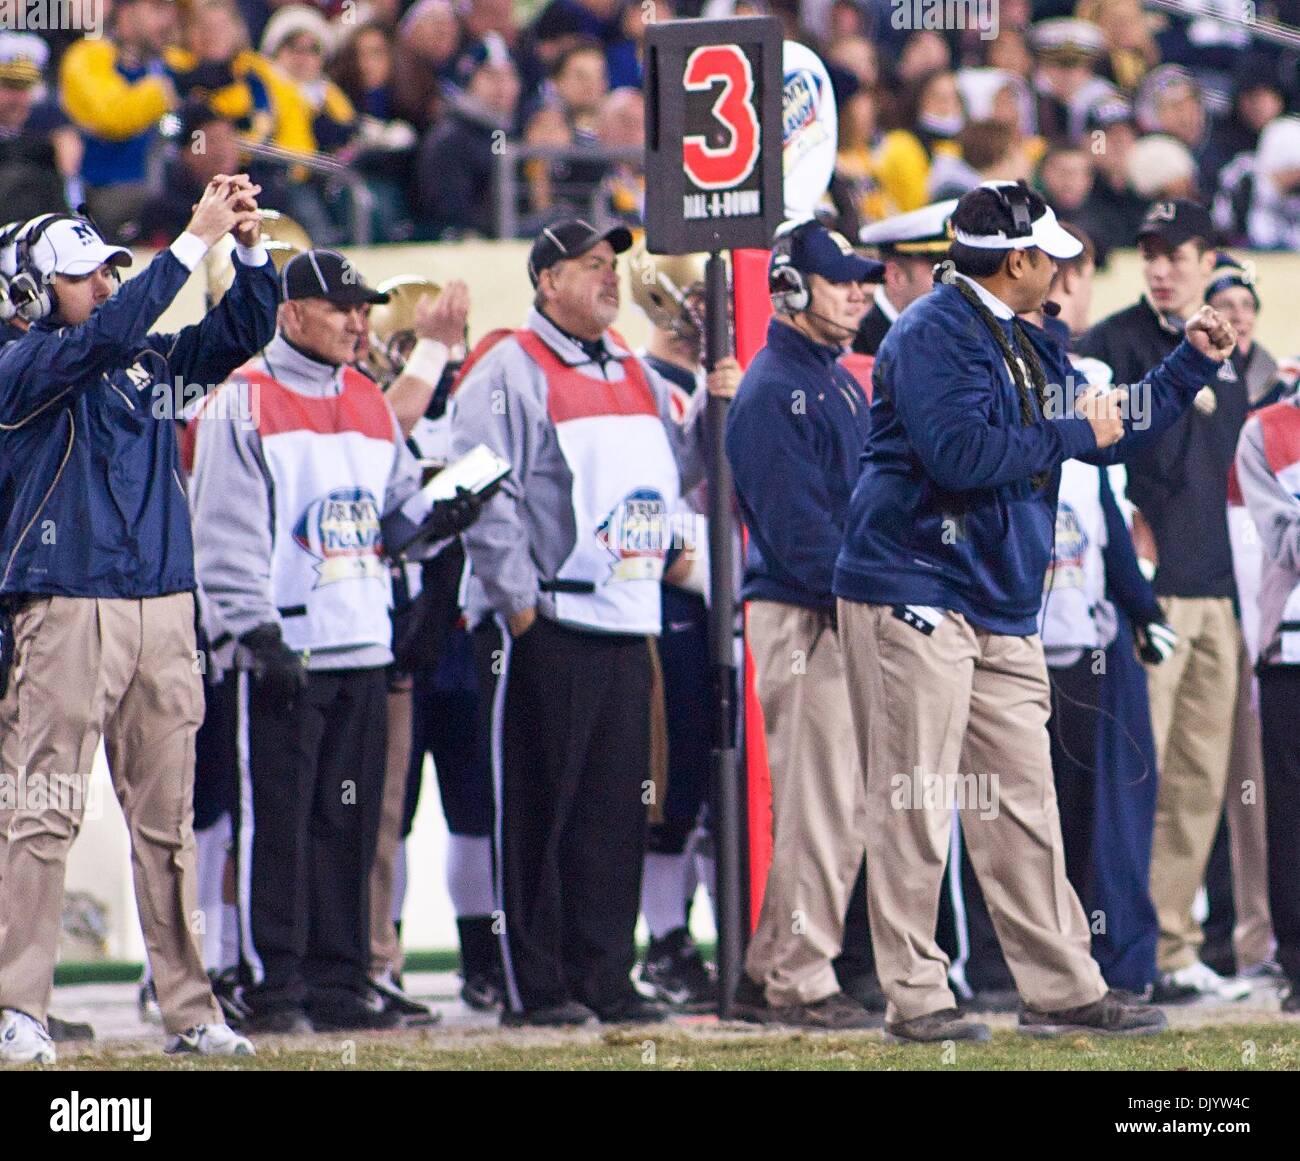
3,0 -> 1300,247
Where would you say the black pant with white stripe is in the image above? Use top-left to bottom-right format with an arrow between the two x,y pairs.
475,616 -> 652,1014
1259,665 -> 1300,988
230,666 -> 388,1013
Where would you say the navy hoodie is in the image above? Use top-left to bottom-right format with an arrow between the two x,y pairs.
725,319 -> 872,611
833,280 -> 1221,635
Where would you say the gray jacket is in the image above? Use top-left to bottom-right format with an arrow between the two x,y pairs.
1236,393 -> 1300,666
190,332 -> 425,672
450,309 -> 707,629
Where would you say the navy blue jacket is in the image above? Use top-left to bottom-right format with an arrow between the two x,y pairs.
726,319 -> 873,611
0,246 -> 279,598
833,281 -> 1221,635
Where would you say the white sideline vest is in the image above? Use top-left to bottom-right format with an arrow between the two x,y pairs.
516,329 -> 680,635
243,366 -> 397,654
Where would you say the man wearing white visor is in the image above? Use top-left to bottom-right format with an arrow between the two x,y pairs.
833,181 -> 1238,1043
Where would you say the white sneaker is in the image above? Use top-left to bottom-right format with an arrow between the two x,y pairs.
1168,961 -> 1252,1001
0,1009 -> 56,1065
164,1022 -> 255,1057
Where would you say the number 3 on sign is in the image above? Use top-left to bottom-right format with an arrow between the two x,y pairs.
682,44 -> 760,190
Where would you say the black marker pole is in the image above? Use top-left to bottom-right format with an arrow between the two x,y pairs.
702,249 -> 741,1018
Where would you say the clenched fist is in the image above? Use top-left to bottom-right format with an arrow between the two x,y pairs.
1184,305 -> 1236,362
1075,384 -> 1129,450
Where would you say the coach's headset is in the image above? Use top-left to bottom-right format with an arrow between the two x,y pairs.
8,212 -> 122,323
769,219 -> 864,339
0,220 -> 24,322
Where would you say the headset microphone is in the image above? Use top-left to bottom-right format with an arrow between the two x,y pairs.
1043,300 -> 1062,318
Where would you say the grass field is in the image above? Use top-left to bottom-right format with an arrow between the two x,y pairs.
27,1023 -> 1300,1071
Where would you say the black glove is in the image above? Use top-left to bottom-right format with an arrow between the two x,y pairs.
419,486 -> 484,541
239,623 -> 308,712
1135,620 -> 1178,665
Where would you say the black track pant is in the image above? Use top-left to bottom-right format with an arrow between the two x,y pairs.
1047,655 -> 1101,907
1259,665 -> 1300,987
234,666 -> 388,1013
476,616 -> 651,1013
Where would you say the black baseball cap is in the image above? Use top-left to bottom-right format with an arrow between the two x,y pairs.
1136,199 -> 1215,249
528,218 -> 633,287
281,249 -> 390,305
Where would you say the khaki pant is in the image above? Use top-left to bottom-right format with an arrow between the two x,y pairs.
0,680 -> 18,947
838,601 -> 1106,1025
0,595 -> 219,1033
1147,597 -> 1240,972
744,601 -> 867,1007
369,683 -> 412,979
1225,645 -> 1274,969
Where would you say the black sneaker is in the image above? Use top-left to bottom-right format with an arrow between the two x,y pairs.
461,973 -> 506,1012
641,928 -> 719,1011
593,993 -> 671,1025
1019,990 -> 1168,1037
47,1014 -> 94,1043
368,974 -> 441,1026
137,980 -> 161,1024
243,1006 -> 315,1035
767,991 -> 878,1030
1282,984 -> 1300,1014
730,973 -> 772,1024
886,1008 -> 991,1043
209,968 -> 252,1029
501,1000 -> 599,1028
839,972 -> 887,1014
307,993 -> 403,1032
1150,975 -> 1200,1004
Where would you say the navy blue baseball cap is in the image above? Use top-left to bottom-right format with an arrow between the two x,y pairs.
772,221 -> 885,284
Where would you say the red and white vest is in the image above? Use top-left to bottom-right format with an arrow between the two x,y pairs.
516,330 -> 680,635
244,365 -> 397,655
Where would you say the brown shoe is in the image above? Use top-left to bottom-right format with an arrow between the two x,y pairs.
886,1007 -> 991,1043
1019,990 -> 1167,1037
767,991 -> 878,1030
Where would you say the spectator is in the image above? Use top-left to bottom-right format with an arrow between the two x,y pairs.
873,68 -> 963,215
834,85 -> 885,231
1203,60 -> 1287,196
329,21 -> 398,120
59,0 -> 181,241
141,104 -> 244,246
614,0 -> 672,89
522,38 -> 610,219
260,5 -> 358,241
1246,115 -> 1300,250
591,87 -> 645,229
1136,64 -> 1217,193
392,0 -> 464,131
1037,143 -> 1096,219
0,33 -> 83,221
827,35 -> 878,91
1075,0 -> 1159,94
930,120 -> 1031,199
984,29 -> 1034,81
166,0 -> 277,142
1075,93 -> 1147,264
893,30 -> 950,87
526,0 -> 637,91
413,35 -> 521,238
1128,134 -> 1199,201
1029,16 -> 1113,144
957,66 -> 1044,168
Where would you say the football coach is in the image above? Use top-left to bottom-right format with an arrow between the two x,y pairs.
0,176 -> 277,1064
832,181 -> 1236,1045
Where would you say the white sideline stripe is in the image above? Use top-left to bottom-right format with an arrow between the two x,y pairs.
489,617 -> 524,1013
235,670 -> 265,985
946,812 -> 973,1000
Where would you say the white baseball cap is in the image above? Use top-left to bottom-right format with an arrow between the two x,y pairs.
27,216 -> 132,278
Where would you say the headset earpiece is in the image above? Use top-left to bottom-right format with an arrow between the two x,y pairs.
992,182 -> 1034,239
11,213 -> 86,322
768,222 -> 816,315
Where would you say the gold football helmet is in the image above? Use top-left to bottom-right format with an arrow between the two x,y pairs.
628,246 -> 708,342
203,210 -> 313,306
366,275 -> 442,381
